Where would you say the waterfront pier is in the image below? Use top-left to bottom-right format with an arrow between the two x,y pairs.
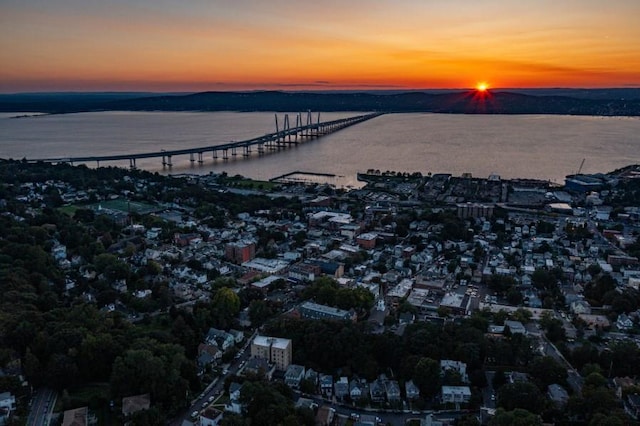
28,112 -> 382,168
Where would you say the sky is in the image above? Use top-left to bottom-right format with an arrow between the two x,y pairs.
1,0 -> 640,92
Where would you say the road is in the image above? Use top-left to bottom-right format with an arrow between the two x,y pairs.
26,388 -> 56,426
170,330 -> 258,425
541,333 -> 583,393
293,391 -> 475,426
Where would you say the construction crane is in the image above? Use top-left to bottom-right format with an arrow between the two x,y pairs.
577,158 -> 585,175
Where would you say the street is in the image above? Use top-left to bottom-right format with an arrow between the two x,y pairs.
26,388 -> 56,426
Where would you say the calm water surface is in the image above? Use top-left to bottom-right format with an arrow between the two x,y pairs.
1,111 -> 639,187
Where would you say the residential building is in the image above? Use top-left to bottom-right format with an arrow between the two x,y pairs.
284,364 -> 306,389
225,383 -> 244,414
122,394 -> 151,418
225,241 -> 256,264
205,328 -> 235,351
385,380 -> 401,401
0,393 -> 15,414
315,405 -> 335,426
335,377 -> 349,400
504,320 -> 526,335
62,407 -> 89,426
320,374 -> 334,397
298,301 -> 357,322
200,407 -> 223,426
370,376 -> 387,403
441,386 -> 471,404
350,379 -> 365,401
547,384 -> 569,408
440,360 -> 468,383
626,394 -> 640,420
356,233 -> 377,249
405,380 -> 420,400
457,203 -> 494,219
251,335 -> 292,370
617,314 -> 634,330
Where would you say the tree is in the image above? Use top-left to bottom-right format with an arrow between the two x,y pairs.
492,370 -> 507,389
239,381 -> 296,426
249,300 -> 274,326
497,382 -> 545,414
529,357 -> 567,388
211,287 -> 241,328
413,357 -> 441,398
93,253 -> 130,281
489,408 -> 542,426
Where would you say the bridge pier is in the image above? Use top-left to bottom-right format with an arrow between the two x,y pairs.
243,146 -> 251,157
198,152 -> 203,164
231,147 -> 237,156
257,143 -> 264,155
189,153 -> 195,163
213,150 -> 218,159
162,151 -> 172,167
129,158 -> 136,169
222,149 -> 229,160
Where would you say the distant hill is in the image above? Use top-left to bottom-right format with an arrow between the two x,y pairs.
1,89 -> 640,115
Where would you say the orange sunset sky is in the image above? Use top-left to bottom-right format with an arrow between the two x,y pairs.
1,0 -> 640,92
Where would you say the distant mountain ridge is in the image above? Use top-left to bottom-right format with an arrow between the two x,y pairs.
2,89 -> 640,115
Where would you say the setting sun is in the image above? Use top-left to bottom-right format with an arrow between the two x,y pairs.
476,82 -> 489,92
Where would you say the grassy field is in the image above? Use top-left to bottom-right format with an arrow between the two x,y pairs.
93,199 -> 159,214
58,205 -> 80,216
222,177 -> 278,191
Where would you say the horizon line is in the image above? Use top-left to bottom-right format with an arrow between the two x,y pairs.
3,86 -> 640,96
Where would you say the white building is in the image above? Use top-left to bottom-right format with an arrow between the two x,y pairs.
251,335 -> 292,370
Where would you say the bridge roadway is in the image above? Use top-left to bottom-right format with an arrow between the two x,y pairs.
28,112 -> 382,168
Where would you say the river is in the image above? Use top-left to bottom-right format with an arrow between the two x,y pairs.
1,111 -> 639,187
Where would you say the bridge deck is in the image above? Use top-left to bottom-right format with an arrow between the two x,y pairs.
28,112 -> 382,165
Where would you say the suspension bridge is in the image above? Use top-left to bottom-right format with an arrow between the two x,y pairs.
28,111 -> 382,168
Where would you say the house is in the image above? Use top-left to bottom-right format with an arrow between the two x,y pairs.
614,377 -> 637,399
385,380 -> 401,401
0,393 -> 16,414
440,360 -> 469,383
0,392 -> 15,425
122,393 -> 151,417
305,368 -> 319,388
350,379 -> 365,401
399,311 -> 415,325
503,320 -> 527,335
370,376 -> 387,403
421,414 -> 451,426
315,405 -> 335,426
626,394 -> 640,420
617,314 -> 634,330
205,328 -> 235,351
225,383 -> 244,414
200,407 -> 223,426
228,329 -> 245,344
243,357 -> 272,379
570,300 -> 591,315
405,380 -> 420,400
295,397 -> 318,411
197,344 -> 222,374
547,384 -> 569,408
441,386 -> 471,404
319,374 -> 334,397
284,364 -> 306,389
335,377 -> 349,401
62,407 -> 89,426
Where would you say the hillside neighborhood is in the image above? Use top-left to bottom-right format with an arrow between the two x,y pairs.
1,160 -> 640,425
